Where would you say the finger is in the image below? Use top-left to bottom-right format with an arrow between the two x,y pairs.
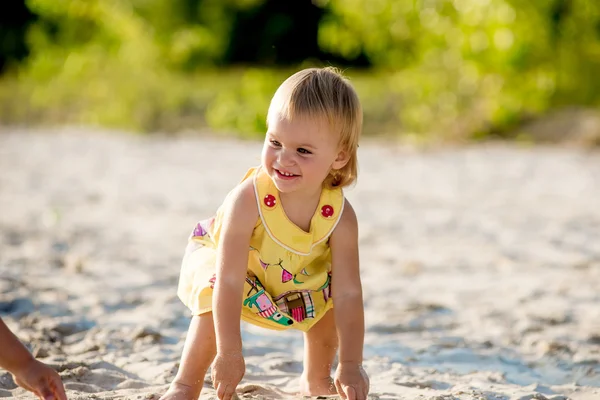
335,380 -> 345,399
51,376 -> 67,400
359,381 -> 368,400
216,382 -> 233,400
38,385 -> 55,400
343,385 -> 357,400
216,382 -> 224,399
224,384 -> 236,400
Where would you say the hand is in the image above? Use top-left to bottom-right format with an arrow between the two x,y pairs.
334,363 -> 369,400
12,359 -> 67,400
211,352 -> 245,400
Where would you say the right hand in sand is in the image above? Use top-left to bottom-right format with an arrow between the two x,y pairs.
211,352 -> 245,400
12,359 -> 67,400
334,363 -> 369,400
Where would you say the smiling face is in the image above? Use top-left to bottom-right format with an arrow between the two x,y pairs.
261,114 -> 349,197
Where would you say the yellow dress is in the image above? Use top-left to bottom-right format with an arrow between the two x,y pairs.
177,166 -> 344,332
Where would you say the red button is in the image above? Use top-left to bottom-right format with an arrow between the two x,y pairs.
321,205 -> 334,218
264,194 -> 276,207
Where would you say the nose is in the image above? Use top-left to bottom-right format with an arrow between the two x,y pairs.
277,147 -> 295,167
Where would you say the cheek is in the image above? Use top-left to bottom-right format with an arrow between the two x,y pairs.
310,157 -> 336,176
261,145 -> 273,162
299,158 -> 325,176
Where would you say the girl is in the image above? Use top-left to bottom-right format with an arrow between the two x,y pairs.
162,67 -> 369,400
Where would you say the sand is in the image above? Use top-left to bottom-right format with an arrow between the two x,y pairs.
0,127 -> 599,400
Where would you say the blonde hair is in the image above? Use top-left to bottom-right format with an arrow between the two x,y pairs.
267,67 -> 362,188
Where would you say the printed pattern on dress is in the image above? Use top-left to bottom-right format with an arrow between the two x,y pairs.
192,217 -> 214,238
249,246 -> 303,284
245,245 -> 332,324
274,291 -> 316,322
242,277 -> 294,327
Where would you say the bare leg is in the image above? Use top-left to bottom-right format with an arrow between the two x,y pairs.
160,313 -> 217,400
300,310 -> 338,396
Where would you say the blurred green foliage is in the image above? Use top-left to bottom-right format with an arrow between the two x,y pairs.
0,0 -> 599,140
320,0 -> 600,139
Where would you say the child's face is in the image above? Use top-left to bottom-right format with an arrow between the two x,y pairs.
261,114 -> 347,196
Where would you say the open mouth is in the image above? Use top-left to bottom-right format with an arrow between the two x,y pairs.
275,169 -> 299,180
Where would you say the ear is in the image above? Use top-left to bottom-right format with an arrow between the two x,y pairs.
331,148 -> 350,170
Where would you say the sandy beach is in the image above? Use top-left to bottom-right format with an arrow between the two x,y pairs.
0,127 -> 599,400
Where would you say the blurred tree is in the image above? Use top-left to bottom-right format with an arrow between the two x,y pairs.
547,0 -> 600,106
0,0 -> 37,72
317,0 -> 600,138
130,0 -> 369,69
226,0 -> 324,64
132,0 -> 235,69
1,0 -> 598,138
224,0 -> 369,66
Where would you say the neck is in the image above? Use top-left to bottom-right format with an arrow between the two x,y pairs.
279,185 -> 322,209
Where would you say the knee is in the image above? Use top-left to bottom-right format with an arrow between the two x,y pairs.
319,335 -> 338,350
307,329 -> 338,349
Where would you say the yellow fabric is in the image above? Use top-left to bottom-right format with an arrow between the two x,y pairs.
177,166 -> 344,332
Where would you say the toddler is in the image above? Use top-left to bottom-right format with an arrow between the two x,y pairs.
162,67 -> 369,400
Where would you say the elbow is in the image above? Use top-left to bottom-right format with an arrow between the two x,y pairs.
333,290 -> 363,303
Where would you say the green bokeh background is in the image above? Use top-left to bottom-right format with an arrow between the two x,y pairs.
1,0 -> 599,142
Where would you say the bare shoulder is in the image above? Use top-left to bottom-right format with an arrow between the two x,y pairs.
331,198 -> 358,245
221,175 -> 259,232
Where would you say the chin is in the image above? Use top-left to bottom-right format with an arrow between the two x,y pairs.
272,177 -> 301,193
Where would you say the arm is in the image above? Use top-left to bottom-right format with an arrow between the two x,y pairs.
329,200 -> 369,400
210,178 -> 258,399
0,318 -> 35,373
0,318 -> 67,400
329,200 -> 364,364
213,178 -> 258,353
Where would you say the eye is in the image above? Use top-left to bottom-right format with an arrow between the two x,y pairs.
297,148 -> 312,155
270,140 -> 281,147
